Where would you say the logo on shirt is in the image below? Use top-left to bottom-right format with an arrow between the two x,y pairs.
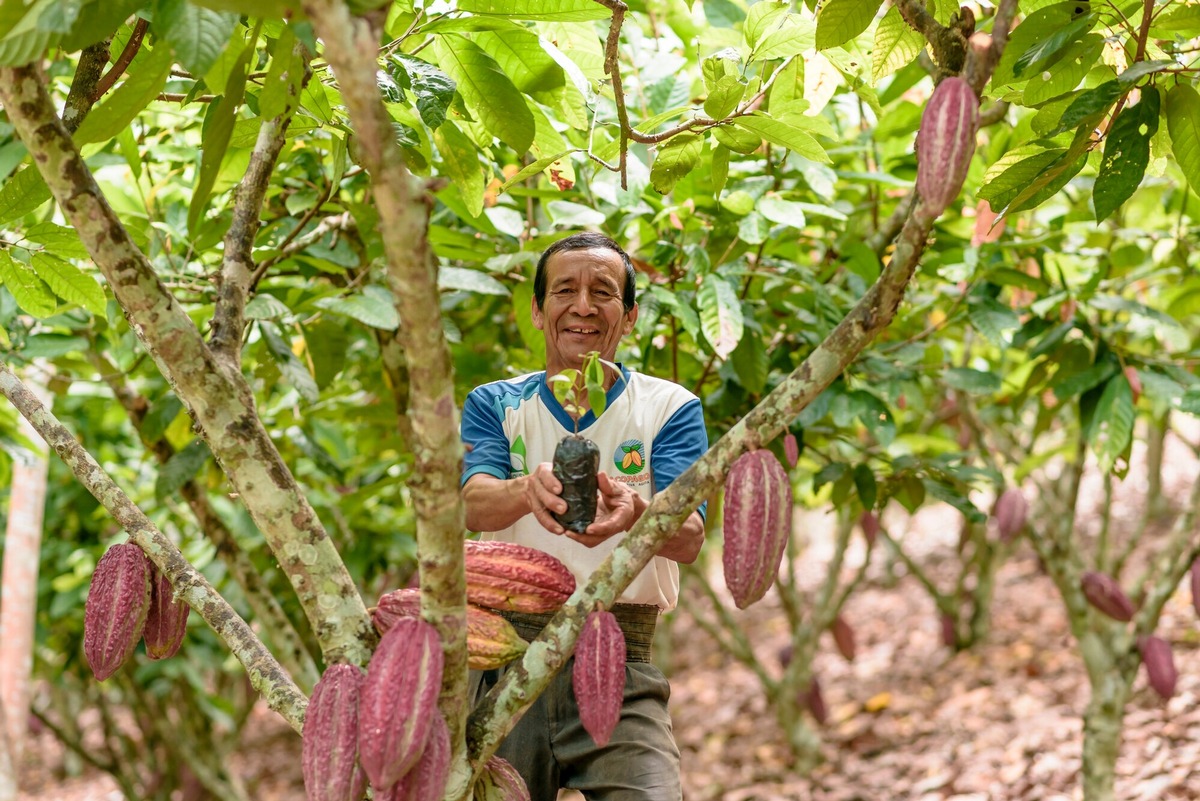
510,435 -> 528,478
614,439 -> 645,475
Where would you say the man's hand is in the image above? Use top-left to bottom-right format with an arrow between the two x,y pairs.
523,462 -> 568,535
570,472 -> 638,547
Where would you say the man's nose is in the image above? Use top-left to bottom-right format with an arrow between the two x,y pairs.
570,289 -> 598,315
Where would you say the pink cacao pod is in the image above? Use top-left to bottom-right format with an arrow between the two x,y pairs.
1080,571 -> 1134,622
916,76 -> 979,216
783,433 -> 800,468
84,542 -> 152,681
143,568 -> 189,660
373,588 -> 528,670
1138,635 -> 1177,700
381,712 -> 451,801
940,612 -> 957,649
722,449 -> 793,609
1190,558 -> 1200,619
303,664 -> 368,801
799,677 -> 827,725
992,487 -> 1028,542
464,540 -> 576,613
473,755 -> 531,801
358,618 -> 444,791
573,610 -> 626,747
830,614 -> 856,662
859,512 -> 879,548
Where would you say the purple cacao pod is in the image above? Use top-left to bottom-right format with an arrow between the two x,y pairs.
783,433 -> 800,468
1138,635 -> 1177,700
722,449 -> 793,609
381,712 -> 451,801
303,664 -> 368,801
916,76 -> 980,215
474,755 -> 531,801
143,568 -> 189,660
1080,571 -> 1134,622
799,677 -> 827,725
860,512 -> 880,548
358,618 -> 444,791
992,487 -> 1028,542
84,542 -> 152,681
573,610 -> 626,747
831,614 -> 856,662
1191,558 -> 1200,619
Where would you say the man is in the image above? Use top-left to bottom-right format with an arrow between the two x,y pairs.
460,231 -> 708,801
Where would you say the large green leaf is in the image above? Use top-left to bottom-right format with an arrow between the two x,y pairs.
697,275 -> 743,359
433,121 -> 486,217
733,113 -> 830,163
0,0 -> 56,66
29,253 -> 107,316
438,266 -> 509,296
156,0 -> 238,76
649,133 -> 703,195
730,328 -> 768,394
259,24 -> 302,120
314,291 -> 401,330
456,0 -> 610,20
155,439 -> 212,502
1093,87 -> 1158,221
1089,375 -> 1134,474
23,222 -> 90,260
1022,35 -> 1102,107
943,367 -> 1001,395
1011,13 -> 1095,78
433,36 -> 535,154
0,166 -> 52,226
0,251 -> 57,318
753,13 -> 816,60
815,0 -> 882,50
261,321 -> 319,403
871,5 -> 923,83
744,0 -> 788,50
704,74 -> 745,120
1167,83 -> 1200,199
74,44 -> 172,145
1047,80 -> 1121,137
474,29 -> 564,94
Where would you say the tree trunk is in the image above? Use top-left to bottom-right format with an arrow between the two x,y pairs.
0,371 -> 50,779
0,699 -> 15,801
1081,674 -> 1128,801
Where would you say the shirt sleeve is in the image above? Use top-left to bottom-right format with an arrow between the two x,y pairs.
461,389 -> 511,486
650,398 -> 709,520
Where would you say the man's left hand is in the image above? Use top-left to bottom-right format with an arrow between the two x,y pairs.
570,472 -> 638,547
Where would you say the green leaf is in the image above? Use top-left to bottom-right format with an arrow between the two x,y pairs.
29,253 -> 106,316
1052,360 -> 1118,401
943,367 -> 1001,395
853,463 -> 877,509
849,390 -> 895,446
433,36 -> 535,154
22,222 -> 90,260
704,0 -> 745,27
712,124 -> 761,154
0,166 -> 52,227
733,113 -> 830,163
1093,87 -> 1158,221
0,251 -> 56,318
871,4 -> 924,83
1021,35 -> 1102,107
1167,83 -> 1200,200
585,354 -> 606,415
513,280 -> 546,363
744,0 -> 788,49
1179,386 -> 1200,416
499,149 -> 576,191
977,146 -> 1065,210
813,462 -> 847,493
314,291 -> 400,330
433,121 -> 486,217
704,74 -> 745,120
730,329 -> 768,394
394,54 -> 458,128
74,44 -> 172,145
1047,80 -> 1121,137
1089,375 -> 1134,474
0,0 -> 56,67
455,0 -> 610,20
62,0 -> 144,51
155,439 -> 212,502
259,24 -> 302,120
243,293 -> 291,320
753,13 -> 816,60
438,266 -> 509,296
649,133 -> 703,195
697,275 -> 743,359
141,394 -> 184,444
474,29 -> 564,94
758,196 -> 807,228
156,0 -> 238,76
261,322 -> 319,403
1012,13 -> 1095,77
967,297 -> 1020,345
815,0 -> 883,51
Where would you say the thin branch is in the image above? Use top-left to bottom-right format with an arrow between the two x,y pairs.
91,19 -> 148,101
594,0 -> 630,186
62,39 -> 111,133
250,211 -> 354,289
0,361 -> 307,733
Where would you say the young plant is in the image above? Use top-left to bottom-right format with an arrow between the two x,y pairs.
547,353 -> 611,533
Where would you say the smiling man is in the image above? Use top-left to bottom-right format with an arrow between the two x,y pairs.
460,232 -> 708,801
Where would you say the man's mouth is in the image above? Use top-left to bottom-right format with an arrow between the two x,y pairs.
564,326 -> 600,336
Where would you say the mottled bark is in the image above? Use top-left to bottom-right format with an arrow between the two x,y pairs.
300,5 -> 470,795
62,39 -> 110,133
0,361 -> 307,733
0,61 -> 374,667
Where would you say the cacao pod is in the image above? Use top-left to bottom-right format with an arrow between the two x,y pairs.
940,612 -> 957,649
358,618 -> 444,791
992,487 -> 1028,542
916,76 -> 979,216
1138,635 -> 1177,700
473,755 -> 531,801
381,712 -> 451,801
1191,558 -> 1200,619
84,542 -> 152,681
302,664 -> 368,801
830,614 -> 856,662
783,433 -> 800,468
1080,571 -> 1134,622
373,589 -> 528,670
143,568 -> 189,660
722,449 -> 792,609
573,610 -> 626,747
552,434 -> 599,534
859,512 -> 879,548
464,540 -> 575,614
799,677 -> 827,725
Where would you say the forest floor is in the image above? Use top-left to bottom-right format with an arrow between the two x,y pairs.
16,422 -> 1200,801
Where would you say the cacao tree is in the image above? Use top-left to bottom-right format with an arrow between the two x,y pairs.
0,1 -> 1198,801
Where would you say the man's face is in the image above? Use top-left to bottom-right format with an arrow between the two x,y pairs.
532,247 -> 638,376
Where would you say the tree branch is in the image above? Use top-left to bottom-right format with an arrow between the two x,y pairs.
0,361 -> 307,733
92,19 -> 147,101
62,39 -> 111,134
0,61 -> 375,668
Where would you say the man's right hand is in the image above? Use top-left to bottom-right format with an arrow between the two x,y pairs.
523,462 -> 567,535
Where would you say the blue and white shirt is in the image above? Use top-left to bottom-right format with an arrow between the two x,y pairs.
461,365 -> 707,610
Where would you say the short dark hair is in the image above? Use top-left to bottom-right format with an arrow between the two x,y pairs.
534,232 -> 637,313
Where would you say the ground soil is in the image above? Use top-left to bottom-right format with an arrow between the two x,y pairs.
15,426 -> 1200,801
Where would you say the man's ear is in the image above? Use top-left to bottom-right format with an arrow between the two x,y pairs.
531,293 -> 544,330
622,302 -> 638,335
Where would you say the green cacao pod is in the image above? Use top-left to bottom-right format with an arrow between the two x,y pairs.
573,610 -> 625,747
372,588 -> 528,670
552,434 -> 599,534
84,542 -> 152,681
472,755 -> 531,801
358,618 -> 444,791
302,664 -> 368,801
722,449 -> 792,609
916,76 -> 979,216
1138,635 -> 1177,700
464,540 -> 575,613
379,712 -> 450,801
143,567 -> 189,660
1081,571 -> 1134,622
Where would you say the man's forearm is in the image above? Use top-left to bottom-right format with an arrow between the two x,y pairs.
462,474 -> 531,532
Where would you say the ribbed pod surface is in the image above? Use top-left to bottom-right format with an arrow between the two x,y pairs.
722,449 -> 793,609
